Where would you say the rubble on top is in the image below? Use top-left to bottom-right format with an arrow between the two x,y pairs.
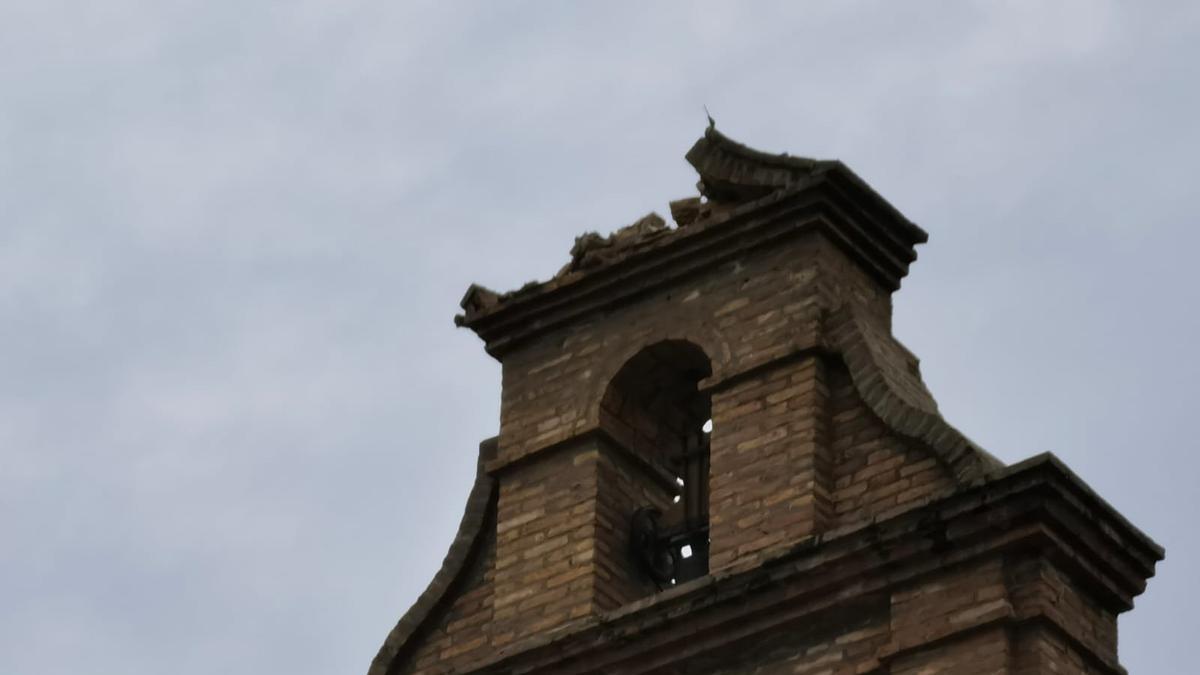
459,126 -> 834,321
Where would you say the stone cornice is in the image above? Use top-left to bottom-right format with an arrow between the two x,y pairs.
462,454 -> 1161,674
457,167 -> 925,359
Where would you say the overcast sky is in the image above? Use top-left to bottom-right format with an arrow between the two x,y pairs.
2,2 -> 1197,674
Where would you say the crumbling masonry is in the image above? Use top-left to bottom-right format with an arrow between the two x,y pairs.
369,127 -> 1163,674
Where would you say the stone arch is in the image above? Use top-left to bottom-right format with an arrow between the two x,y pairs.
600,340 -> 711,466
599,339 -> 714,585
585,323 -> 730,430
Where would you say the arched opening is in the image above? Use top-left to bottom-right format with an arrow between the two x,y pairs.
601,340 -> 712,587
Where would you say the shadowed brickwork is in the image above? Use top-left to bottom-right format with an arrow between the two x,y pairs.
369,127 -> 1162,674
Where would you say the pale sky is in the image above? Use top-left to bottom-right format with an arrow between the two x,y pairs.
1,2 -> 1197,673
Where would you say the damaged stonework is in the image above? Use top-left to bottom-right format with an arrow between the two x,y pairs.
374,126 -> 1162,675
561,212 -> 671,274
456,126 -> 927,344
458,212 -> 677,320
458,210 -> 682,319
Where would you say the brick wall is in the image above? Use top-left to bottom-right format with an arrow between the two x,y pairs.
828,361 -> 956,526
889,559 -> 1012,658
698,605 -> 891,674
488,435 -> 678,651
592,440 -> 675,609
707,354 -> 833,571
1007,554 -> 1120,672
446,228 -> 973,650
492,445 -> 598,647
495,232 -> 854,470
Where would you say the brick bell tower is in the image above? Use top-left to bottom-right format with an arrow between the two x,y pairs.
369,127 -> 1162,674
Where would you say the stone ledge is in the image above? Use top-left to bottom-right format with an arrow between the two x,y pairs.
461,454 -> 1161,674
458,174 -> 922,358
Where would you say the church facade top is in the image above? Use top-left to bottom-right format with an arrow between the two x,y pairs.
457,125 -> 927,358
371,127 -> 1162,675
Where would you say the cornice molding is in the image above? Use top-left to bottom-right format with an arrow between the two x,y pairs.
462,455 -> 1161,674
457,170 -> 922,358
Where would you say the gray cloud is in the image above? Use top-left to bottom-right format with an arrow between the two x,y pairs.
1,2 -> 1196,673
